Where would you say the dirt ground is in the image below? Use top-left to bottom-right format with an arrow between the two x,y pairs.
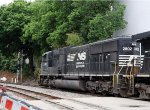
0,71 -> 38,86
0,71 -> 16,83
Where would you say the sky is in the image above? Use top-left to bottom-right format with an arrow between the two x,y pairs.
0,0 -> 34,6
0,0 -> 13,5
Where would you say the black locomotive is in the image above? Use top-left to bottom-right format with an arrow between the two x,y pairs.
39,34 -> 150,99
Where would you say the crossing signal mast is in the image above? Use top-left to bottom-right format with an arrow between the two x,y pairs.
17,50 -> 23,83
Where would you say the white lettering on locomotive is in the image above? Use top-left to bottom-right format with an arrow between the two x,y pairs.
76,62 -> 85,68
67,54 -> 76,61
77,52 -> 86,61
123,47 -> 140,52
67,51 -> 86,62
123,47 -> 132,51
76,52 -> 86,68
134,47 -> 140,52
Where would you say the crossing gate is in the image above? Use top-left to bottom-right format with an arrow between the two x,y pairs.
0,93 -> 41,110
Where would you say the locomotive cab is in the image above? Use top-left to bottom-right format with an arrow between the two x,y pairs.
39,51 -> 53,86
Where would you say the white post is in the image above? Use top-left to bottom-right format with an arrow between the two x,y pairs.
17,70 -> 19,83
15,78 -> 16,83
11,78 -> 13,83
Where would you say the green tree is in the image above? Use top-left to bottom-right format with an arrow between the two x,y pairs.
0,52 -> 18,72
68,0 -> 126,43
66,33 -> 83,46
23,0 -> 73,49
46,1 -> 73,48
0,0 -> 33,73
0,0 -> 31,55
88,2 -> 126,42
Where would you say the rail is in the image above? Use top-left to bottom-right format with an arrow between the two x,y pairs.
0,83 -> 111,110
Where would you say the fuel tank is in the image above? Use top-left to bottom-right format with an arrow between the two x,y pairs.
53,80 -> 86,91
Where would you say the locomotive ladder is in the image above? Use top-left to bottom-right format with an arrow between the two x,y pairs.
125,61 -> 135,95
114,60 -> 136,96
129,65 -> 134,95
112,62 -> 117,87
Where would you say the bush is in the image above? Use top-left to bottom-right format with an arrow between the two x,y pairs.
34,68 -> 41,80
0,53 -> 18,73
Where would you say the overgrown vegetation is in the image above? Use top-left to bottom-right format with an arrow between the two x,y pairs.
0,0 -> 126,77
0,53 -> 18,73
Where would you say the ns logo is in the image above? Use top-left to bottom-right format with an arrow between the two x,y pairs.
67,51 -> 86,62
77,52 -> 86,61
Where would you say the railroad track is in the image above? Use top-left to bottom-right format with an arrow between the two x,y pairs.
6,86 -> 76,110
0,83 -> 111,110
1,83 -> 149,110
7,86 -> 59,100
5,86 -> 76,110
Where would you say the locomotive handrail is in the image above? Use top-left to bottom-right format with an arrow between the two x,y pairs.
112,61 -> 116,87
116,65 -> 124,84
129,64 -> 133,87
125,65 -> 129,83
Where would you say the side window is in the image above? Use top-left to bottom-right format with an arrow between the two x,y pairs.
90,54 -> 99,63
99,54 -> 102,62
104,53 -> 110,62
42,54 -> 47,62
110,52 -> 117,62
104,53 -> 107,62
48,59 -> 52,67
53,54 -> 59,66
48,53 -> 53,67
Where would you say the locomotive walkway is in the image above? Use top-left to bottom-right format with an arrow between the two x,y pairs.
0,83 -> 150,110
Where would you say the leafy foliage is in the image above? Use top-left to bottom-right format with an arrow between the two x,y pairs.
34,68 -> 41,80
68,0 -> 126,43
88,2 -> 126,42
0,53 -> 18,72
66,33 -> 83,46
0,0 -> 31,55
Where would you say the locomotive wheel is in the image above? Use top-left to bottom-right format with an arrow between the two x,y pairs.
44,85 -> 49,88
114,94 -> 120,97
102,90 -> 108,96
90,90 -> 96,94
119,88 -> 128,98
139,90 -> 149,99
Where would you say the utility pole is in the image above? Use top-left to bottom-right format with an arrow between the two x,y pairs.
20,50 -> 23,83
17,50 -> 23,83
17,52 -> 20,83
